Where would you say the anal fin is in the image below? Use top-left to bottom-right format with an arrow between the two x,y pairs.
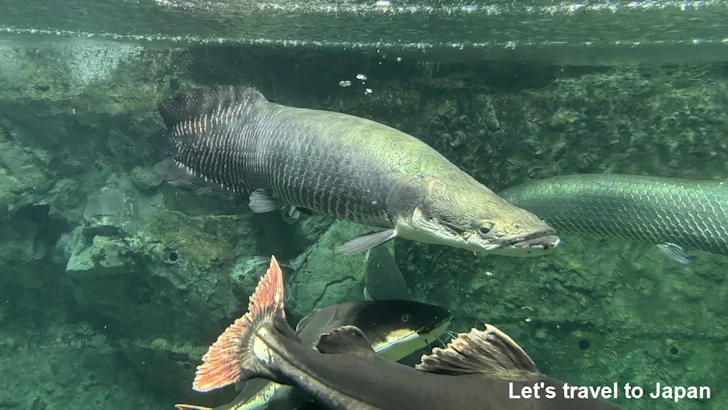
657,243 -> 692,264
336,229 -> 397,256
316,325 -> 376,355
155,158 -> 243,202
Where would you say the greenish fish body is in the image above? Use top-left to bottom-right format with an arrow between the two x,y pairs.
157,86 -> 559,256
499,174 -> 728,260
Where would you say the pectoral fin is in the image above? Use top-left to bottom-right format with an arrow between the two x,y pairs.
656,243 -> 692,265
336,229 -> 398,255
316,326 -> 376,355
363,286 -> 375,301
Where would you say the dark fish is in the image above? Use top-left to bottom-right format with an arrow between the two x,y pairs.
499,173 -> 728,264
190,256 -> 622,410
175,298 -> 450,410
363,241 -> 410,301
156,86 -> 559,256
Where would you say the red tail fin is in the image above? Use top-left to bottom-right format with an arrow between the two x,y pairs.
193,255 -> 286,392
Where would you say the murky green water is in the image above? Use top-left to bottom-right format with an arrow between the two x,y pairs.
0,1 -> 727,409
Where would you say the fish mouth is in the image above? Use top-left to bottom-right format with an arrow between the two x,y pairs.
416,316 -> 453,335
491,227 -> 561,254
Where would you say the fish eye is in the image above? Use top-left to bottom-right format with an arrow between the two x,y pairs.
401,313 -> 411,322
478,222 -> 494,235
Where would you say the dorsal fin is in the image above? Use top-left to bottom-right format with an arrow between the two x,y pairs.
316,325 -> 376,355
156,86 -> 267,200
158,85 -> 264,129
416,324 -> 539,379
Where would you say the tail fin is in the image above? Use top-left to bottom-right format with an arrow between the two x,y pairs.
193,256 -> 286,392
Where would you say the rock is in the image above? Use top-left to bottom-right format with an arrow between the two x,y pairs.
130,166 -> 163,192
83,187 -> 133,221
65,232 -> 136,278
0,337 -> 15,351
231,256 -> 273,304
81,187 -> 135,234
286,220 -> 370,320
63,207 -> 260,347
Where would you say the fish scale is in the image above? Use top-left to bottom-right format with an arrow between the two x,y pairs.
158,85 -> 560,256
238,104 -> 393,227
499,174 -> 728,256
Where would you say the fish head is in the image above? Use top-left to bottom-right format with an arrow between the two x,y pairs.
396,178 -> 560,256
323,300 -> 452,361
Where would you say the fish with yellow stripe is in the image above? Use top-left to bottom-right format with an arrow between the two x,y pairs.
175,298 -> 451,410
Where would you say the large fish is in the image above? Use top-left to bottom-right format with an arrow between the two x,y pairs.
175,299 -> 451,410
499,173 -> 728,264
156,86 -> 559,256
190,256 -> 622,410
